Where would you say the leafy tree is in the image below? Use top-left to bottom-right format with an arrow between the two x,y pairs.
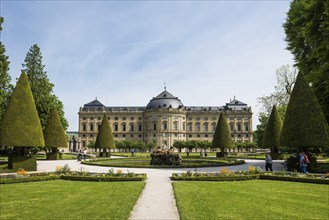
262,105 -> 283,153
95,113 -> 115,154
22,44 -> 68,130
0,17 -> 13,120
44,108 -> 67,153
173,140 -> 186,152
280,73 -> 329,150
146,141 -> 156,152
212,113 -> 233,156
0,72 -> 44,151
255,65 -> 297,146
87,140 -> 95,149
284,0 -> 329,123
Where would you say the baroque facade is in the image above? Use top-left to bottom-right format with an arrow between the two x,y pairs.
78,89 -> 253,149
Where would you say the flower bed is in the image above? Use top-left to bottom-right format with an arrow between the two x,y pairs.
0,166 -> 147,184
171,166 -> 329,184
82,158 -> 245,168
259,172 -> 329,184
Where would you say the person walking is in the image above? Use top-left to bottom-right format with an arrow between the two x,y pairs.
265,153 -> 273,172
299,152 -> 309,173
83,148 -> 87,159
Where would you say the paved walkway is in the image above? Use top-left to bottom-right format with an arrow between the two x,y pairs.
37,159 -> 284,220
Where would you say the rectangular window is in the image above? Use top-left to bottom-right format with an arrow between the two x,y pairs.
82,141 -> 86,147
138,117 -> 142,120
196,117 -> 200,121
123,124 -> 126,132
138,124 -> 142,131
114,124 -> 118,132
123,117 -> 126,120
154,124 -> 157,131
83,124 -> 86,131
90,124 -> 94,131
204,117 -> 208,121
130,124 -> 134,131
237,124 -> 241,131
115,117 -> 118,120
130,117 -> 134,120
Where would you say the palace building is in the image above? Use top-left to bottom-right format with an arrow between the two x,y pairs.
78,89 -> 253,149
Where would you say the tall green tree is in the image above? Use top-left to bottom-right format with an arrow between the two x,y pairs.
284,0 -> 329,124
0,17 -> 13,120
95,113 -> 115,155
280,73 -> 329,150
255,65 -> 297,146
0,72 -> 44,151
262,105 -> 283,153
22,44 -> 68,130
212,113 -> 233,157
44,107 -> 68,152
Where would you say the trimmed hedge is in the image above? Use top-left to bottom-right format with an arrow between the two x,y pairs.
171,172 -> 329,184
8,156 -> 37,171
61,174 -> 146,182
0,175 -> 60,184
171,174 -> 258,181
82,159 -> 245,168
259,174 -> 329,185
0,173 -> 147,184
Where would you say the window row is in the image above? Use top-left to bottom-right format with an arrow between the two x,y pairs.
82,123 -> 143,132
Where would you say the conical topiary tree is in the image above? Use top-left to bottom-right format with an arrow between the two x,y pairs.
212,113 -> 233,157
262,105 -> 283,157
0,72 -> 44,170
44,108 -> 67,160
280,72 -> 329,150
95,113 -> 115,157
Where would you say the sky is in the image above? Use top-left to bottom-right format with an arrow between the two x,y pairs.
1,0 -> 294,131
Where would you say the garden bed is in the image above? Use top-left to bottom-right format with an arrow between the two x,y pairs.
0,166 -> 147,184
82,158 -> 244,168
171,166 -> 329,184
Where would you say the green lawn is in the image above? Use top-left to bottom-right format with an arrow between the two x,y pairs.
173,180 -> 329,220
0,180 -> 145,220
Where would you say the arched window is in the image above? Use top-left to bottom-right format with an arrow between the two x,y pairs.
122,123 -> 126,132
244,122 -> 249,131
203,122 -> 208,132
196,122 -> 200,132
237,123 -> 241,131
130,123 -> 134,131
163,121 -> 168,130
114,123 -> 118,132
211,122 -> 216,132
187,123 -> 192,131
90,123 -> 94,132
230,123 -> 234,131
173,121 -> 178,131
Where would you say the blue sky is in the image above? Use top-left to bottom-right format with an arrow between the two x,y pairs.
1,0 -> 294,131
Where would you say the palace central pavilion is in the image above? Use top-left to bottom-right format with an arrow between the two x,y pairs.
78,89 -> 253,149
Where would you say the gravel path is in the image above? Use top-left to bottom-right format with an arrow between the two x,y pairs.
37,159 -> 284,220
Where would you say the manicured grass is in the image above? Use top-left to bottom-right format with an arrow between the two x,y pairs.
173,180 -> 329,220
0,180 -> 145,220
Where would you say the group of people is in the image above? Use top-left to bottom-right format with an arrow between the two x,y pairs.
77,148 -> 87,161
265,151 -> 310,173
